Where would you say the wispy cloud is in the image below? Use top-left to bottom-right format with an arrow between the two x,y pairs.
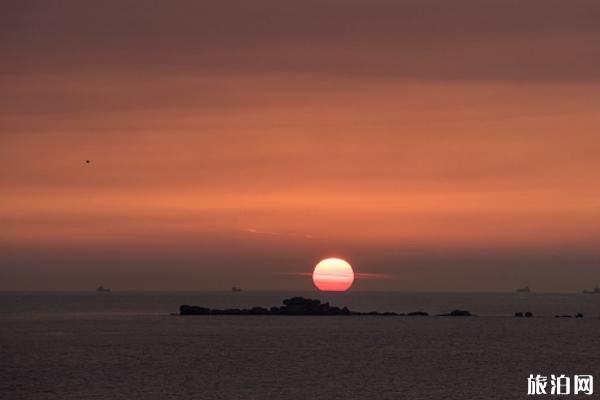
355,272 -> 395,280
277,272 -> 394,280
241,228 -> 313,239
241,228 -> 282,236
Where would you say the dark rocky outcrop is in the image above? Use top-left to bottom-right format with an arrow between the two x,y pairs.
180,297 -> 399,316
407,311 -> 429,316
437,309 -> 473,317
514,311 -> 534,318
554,313 -> 584,318
180,305 -> 210,315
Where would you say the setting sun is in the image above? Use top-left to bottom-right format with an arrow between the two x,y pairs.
312,258 -> 355,292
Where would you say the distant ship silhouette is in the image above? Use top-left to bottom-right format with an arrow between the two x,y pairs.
96,286 -> 111,292
516,286 -> 531,293
231,286 -> 242,292
582,286 -> 600,294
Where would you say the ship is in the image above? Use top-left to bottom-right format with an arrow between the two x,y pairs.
582,286 -> 600,294
231,286 -> 242,292
516,286 -> 531,293
96,286 -> 111,292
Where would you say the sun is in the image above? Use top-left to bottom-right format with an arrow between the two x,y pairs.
312,258 -> 354,292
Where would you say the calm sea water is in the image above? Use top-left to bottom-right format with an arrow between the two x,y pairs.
1,291 -> 599,399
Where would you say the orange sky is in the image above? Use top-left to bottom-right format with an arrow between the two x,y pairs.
1,1 -> 600,291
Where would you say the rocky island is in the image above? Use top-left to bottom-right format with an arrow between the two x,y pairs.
178,296 -> 482,317
180,296 -> 402,316
179,297 -> 460,317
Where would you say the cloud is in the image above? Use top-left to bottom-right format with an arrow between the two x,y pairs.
241,228 -> 282,236
278,272 -> 394,281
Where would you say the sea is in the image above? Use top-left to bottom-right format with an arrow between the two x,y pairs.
1,291 -> 599,400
